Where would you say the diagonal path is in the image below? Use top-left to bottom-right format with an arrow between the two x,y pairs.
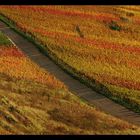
0,21 -> 140,126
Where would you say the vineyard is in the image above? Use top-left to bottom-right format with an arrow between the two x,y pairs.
1,25 -> 140,134
0,6 -> 140,134
0,6 -> 140,112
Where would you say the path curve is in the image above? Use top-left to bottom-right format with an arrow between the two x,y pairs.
1,21 -> 140,126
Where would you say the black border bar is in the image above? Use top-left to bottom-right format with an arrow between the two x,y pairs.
0,0 -> 140,5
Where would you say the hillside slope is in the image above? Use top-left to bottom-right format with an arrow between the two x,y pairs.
0,29 -> 140,134
0,6 -> 140,112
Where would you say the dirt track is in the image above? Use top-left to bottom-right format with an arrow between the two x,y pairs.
1,21 -> 140,126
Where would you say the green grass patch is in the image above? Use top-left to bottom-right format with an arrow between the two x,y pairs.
0,31 -> 11,45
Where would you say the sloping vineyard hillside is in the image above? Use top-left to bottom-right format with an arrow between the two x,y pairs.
0,6 -> 140,112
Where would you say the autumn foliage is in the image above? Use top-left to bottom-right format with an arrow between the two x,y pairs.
0,44 -> 65,90
0,6 -> 140,111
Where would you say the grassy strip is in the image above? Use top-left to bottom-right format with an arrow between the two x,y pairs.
0,14 -> 140,114
0,31 -> 11,45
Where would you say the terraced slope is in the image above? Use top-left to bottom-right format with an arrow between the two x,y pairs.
1,23 -> 140,134
0,6 -> 140,113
